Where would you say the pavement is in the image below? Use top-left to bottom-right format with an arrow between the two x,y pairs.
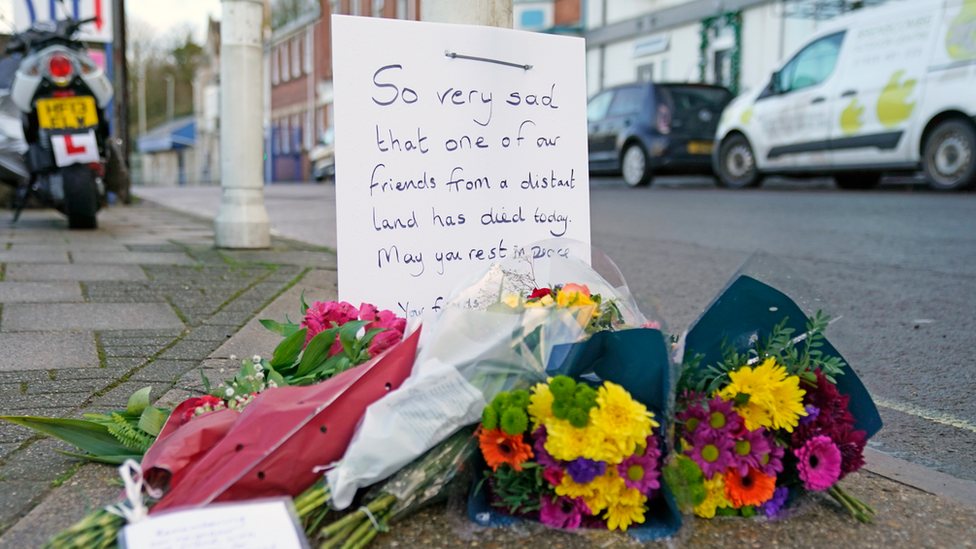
0,192 -> 972,548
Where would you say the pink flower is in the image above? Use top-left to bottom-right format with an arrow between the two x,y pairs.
794,435 -> 842,491
300,301 -> 359,346
617,451 -> 660,494
560,283 -> 591,298
641,320 -> 662,330
539,496 -> 588,529
543,467 -> 564,487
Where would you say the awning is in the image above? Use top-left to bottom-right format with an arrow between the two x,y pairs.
136,116 -> 196,153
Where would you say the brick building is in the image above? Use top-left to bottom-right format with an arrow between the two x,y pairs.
266,0 -> 420,182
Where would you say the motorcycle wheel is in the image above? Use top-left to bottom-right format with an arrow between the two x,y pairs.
63,165 -> 99,229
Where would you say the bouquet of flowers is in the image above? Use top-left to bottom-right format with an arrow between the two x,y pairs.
473,376 -> 663,532
665,252 -> 881,523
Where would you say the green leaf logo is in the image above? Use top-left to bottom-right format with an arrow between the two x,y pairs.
840,99 -> 864,135
877,70 -> 916,128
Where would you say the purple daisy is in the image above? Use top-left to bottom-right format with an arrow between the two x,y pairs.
757,438 -> 785,477
617,453 -> 661,493
685,429 -> 734,480
566,458 -> 606,485
539,496 -> 589,529
532,426 -> 561,469
759,486 -> 789,517
794,435 -> 842,491
676,402 -> 708,439
732,427 -> 772,476
699,398 -> 738,437
798,405 -> 821,427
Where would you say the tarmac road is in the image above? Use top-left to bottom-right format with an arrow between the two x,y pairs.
135,175 -> 976,483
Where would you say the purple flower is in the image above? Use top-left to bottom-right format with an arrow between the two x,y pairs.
685,429 -> 734,480
539,496 -> 588,529
795,435 -> 842,491
699,398 -> 738,437
757,438 -> 785,477
676,403 -> 708,438
617,453 -> 660,494
566,458 -> 606,485
532,426 -> 561,469
759,486 -> 789,517
732,427 -> 772,476
798,405 -> 820,427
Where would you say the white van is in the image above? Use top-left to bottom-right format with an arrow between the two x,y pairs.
714,0 -> 976,190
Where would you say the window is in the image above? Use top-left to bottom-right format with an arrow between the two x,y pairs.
586,90 -> 613,122
271,48 -> 279,85
714,49 -> 732,89
521,9 -> 544,28
351,0 -> 361,16
607,87 -> 644,117
396,0 -> 407,18
777,32 -> 845,93
292,37 -> 302,79
281,42 -> 290,82
272,120 -> 281,154
638,63 -> 654,82
282,117 -> 291,154
305,31 -> 313,74
292,114 -> 302,151
373,0 -> 384,16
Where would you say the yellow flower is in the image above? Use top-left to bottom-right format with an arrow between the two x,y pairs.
555,475 -> 595,499
527,382 -> 555,431
736,401 -> 773,431
590,382 -> 658,460
524,294 -> 555,308
604,499 -> 646,531
584,468 -> 626,513
768,374 -> 807,432
544,419 -> 594,462
694,473 -> 732,518
616,487 -> 645,507
501,293 -> 520,308
752,358 -> 788,385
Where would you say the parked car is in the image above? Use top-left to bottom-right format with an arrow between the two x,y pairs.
587,82 -> 733,187
310,126 -> 335,182
714,0 -> 976,191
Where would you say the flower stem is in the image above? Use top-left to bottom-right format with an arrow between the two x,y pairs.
320,494 -> 396,538
828,486 -> 872,523
320,521 -> 357,549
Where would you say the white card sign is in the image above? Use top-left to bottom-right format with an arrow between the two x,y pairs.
332,15 -> 591,319
119,498 -> 308,549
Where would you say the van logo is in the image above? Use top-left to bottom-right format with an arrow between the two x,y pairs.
699,109 -> 713,122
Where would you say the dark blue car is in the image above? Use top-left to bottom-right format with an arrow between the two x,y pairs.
587,82 -> 733,187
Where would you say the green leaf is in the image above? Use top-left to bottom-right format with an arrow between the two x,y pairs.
126,386 -> 153,416
300,289 -> 310,315
271,327 -> 308,370
138,406 -> 170,437
54,450 -> 143,465
0,416 -> 135,457
259,318 -> 301,337
296,328 -> 339,377
201,369 -> 212,394
337,320 -> 370,357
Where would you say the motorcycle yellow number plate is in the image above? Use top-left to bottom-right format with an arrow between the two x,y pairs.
36,97 -> 98,129
687,141 -> 714,155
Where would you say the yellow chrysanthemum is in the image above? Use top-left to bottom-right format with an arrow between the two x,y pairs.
556,284 -> 595,308
768,374 -> 807,432
527,382 -> 555,431
555,475 -> 595,499
694,473 -> 732,518
736,401 -> 773,431
581,468 -> 625,513
590,382 -> 658,458
616,487 -> 646,507
584,433 -> 629,464
752,358 -> 788,385
604,499 -> 646,531
544,419 -> 595,462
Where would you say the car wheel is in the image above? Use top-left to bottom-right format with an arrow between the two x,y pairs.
923,119 -> 976,191
621,143 -> 652,187
717,134 -> 762,188
834,172 -> 882,190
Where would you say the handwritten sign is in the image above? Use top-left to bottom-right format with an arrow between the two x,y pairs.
332,15 -> 591,319
119,498 -> 308,549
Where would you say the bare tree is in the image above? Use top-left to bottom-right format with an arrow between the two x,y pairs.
271,0 -> 318,29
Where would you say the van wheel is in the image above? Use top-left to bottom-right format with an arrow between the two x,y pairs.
835,172 -> 882,190
923,119 -> 976,191
621,143 -> 653,187
717,134 -> 762,188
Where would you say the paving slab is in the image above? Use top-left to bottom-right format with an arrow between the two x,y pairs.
0,282 -> 82,303
0,332 -> 98,370
3,264 -> 147,281
1,303 -> 184,332
9,242 -> 130,251
0,250 -> 68,263
70,251 -> 198,265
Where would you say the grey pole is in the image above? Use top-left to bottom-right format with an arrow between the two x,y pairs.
420,0 -> 512,27
214,0 -> 271,248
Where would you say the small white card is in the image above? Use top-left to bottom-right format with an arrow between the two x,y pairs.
119,498 -> 309,549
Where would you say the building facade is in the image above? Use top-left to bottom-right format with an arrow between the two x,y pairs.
265,0 -> 420,182
583,0 -> 892,99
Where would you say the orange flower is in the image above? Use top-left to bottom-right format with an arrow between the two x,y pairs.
478,427 -> 534,472
724,467 -> 776,508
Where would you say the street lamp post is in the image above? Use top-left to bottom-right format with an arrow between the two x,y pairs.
215,0 -> 271,249
420,0 -> 512,27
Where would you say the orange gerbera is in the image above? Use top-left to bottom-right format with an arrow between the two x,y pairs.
724,467 -> 776,508
478,427 -> 534,471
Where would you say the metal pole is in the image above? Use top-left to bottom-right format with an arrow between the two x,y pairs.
164,74 -> 174,121
138,65 -> 147,136
214,0 -> 270,248
420,0 -> 512,27
113,0 -> 129,162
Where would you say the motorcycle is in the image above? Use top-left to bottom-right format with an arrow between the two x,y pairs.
3,15 -> 120,229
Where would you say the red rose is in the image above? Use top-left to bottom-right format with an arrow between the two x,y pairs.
529,288 -> 553,299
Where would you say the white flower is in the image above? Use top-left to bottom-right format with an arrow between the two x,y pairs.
229,355 -> 237,361
255,372 -> 265,379
225,388 -> 235,397
253,355 -> 262,362
268,380 -> 278,389
254,364 -> 264,372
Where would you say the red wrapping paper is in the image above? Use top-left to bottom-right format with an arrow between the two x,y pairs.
147,328 -> 421,513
